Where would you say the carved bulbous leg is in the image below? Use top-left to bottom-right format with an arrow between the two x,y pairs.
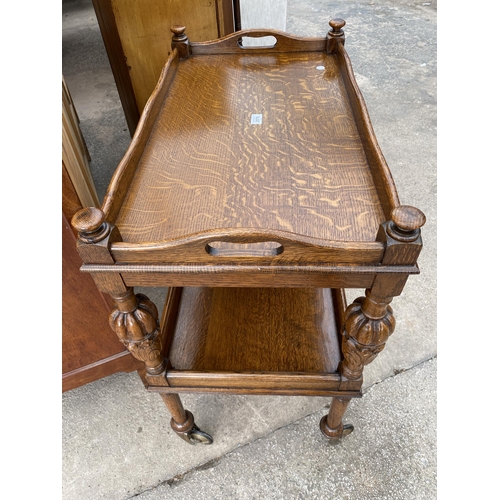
320,289 -> 396,442
108,288 -> 213,445
340,291 -> 396,380
109,289 -> 165,375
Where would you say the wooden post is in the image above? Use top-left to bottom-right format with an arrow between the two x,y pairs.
326,18 -> 346,54
171,26 -> 191,59
71,207 -> 212,445
320,205 -> 425,441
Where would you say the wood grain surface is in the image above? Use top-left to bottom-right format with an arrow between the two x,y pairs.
167,287 -> 342,373
91,0 -> 141,134
62,77 -> 99,210
102,50 -> 180,222
115,51 -> 386,245
190,30 -> 326,54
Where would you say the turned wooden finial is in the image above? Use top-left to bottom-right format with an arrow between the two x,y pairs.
329,18 -> 346,36
388,205 -> 426,242
71,207 -> 110,243
170,25 -> 187,41
326,18 -> 346,53
170,25 -> 190,59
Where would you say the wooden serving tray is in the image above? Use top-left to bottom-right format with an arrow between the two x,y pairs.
117,51 -> 384,243
98,26 -> 401,267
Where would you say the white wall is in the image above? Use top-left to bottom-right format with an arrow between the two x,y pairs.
239,0 -> 287,47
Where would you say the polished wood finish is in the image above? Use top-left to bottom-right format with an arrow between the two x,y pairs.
111,0 -> 219,110
113,50 -> 387,245
71,19 -> 425,443
101,51 -> 180,222
335,43 -> 400,217
62,162 -> 84,237
72,206 -> 106,235
328,207 -> 424,427
108,288 -> 165,374
62,77 -> 99,210
190,30 -> 326,55
81,263 -> 419,289
63,212 -> 114,374
95,26 -> 404,274
170,26 -> 191,59
63,350 -> 139,393
391,205 -> 426,232
161,394 -> 192,430
319,397 -> 354,440
166,372 -> 342,392
169,287 -> 341,373
110,238 -> 385,266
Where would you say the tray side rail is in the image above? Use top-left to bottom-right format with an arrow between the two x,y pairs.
99,20 -> 402,239
100,49 -> 181,222
108,228 -> 386,265
334,41 -> 400,219
189,28 -> 326,55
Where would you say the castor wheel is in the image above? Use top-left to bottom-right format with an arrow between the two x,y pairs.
186,425 -> 214,445
170,411 -> 214,445
319,415 -> 354,444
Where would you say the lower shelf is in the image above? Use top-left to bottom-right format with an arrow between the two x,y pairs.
154,287 -> 358,396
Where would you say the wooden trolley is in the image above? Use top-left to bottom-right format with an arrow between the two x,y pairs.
71,18 -> 425,444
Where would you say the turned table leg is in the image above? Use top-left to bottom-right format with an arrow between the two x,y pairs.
320,289 -> 395,443
109,288 -> 213,445
161,394 -> 213,444
71,207 -> 213,445
319,206 -> 425,442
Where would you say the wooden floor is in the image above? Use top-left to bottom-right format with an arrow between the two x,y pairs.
116,51 -> 385,244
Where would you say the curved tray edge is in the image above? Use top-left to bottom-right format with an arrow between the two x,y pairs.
336,43 -> 400,217
110,227 -> 385,265
101,49 -> 181,222
190,29 -> 326,55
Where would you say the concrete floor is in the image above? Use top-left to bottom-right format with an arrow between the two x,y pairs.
62,0 -> 437,498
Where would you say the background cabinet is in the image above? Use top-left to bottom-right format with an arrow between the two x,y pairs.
62,78 -> 140,392
91,0 -> 236,134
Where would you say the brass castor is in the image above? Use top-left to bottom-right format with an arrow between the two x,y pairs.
319,415 -> 354,444
183,425 -> 214,445
171,411 -> 214,445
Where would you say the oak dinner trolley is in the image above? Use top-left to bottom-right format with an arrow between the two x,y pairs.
71,19 -> 425,445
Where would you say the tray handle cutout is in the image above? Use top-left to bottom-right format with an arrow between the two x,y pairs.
206,241 -> 284,257
238,35 -> 277,49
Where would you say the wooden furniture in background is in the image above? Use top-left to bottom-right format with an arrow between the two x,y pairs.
62,77 -> 97,210
71,20 -> 425,444
91,0 -> 235,134
62,78 -> 140,392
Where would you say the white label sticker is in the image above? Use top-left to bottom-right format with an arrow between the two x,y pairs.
251,114 -> 263,125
